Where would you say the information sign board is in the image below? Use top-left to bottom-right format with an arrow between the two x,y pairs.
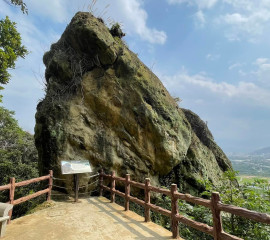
61,160 -> 92,174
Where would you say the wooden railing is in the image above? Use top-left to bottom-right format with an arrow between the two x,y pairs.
0,170 -> 53,223
99,170 -> 270,240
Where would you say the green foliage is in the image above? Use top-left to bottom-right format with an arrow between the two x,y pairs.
0,106 -> 42,218
198,171 -> 270,240
3,0 -> 28,14
0,16 -> 28,85
152,171 -> 270,240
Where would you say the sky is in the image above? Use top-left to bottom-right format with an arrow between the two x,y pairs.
1,0 -> 270,154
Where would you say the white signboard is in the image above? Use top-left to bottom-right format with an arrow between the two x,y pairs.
61,160 -> 92,174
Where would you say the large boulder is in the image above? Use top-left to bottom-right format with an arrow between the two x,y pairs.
35,12 -> 233,194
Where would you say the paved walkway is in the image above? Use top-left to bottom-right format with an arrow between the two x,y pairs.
3,197 -> 183,240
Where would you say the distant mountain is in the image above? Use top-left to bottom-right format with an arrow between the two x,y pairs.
250,147 -> 270,156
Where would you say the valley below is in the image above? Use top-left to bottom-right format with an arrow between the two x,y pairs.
229,153 -> 270,178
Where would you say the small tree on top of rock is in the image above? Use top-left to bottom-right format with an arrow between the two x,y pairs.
110,23 -> 125,38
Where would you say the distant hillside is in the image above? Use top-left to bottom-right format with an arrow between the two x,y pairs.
250,147 -> 270,156
229,153 -> 270,177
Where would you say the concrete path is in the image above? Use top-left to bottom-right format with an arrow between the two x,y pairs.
3,197 -> 183,240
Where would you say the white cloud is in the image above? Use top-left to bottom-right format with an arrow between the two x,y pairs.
27,0 -> 167,45
217,1 -> 270,41
161,70 -> 270,107
222,13 -> 248,24
194,10 -> 206,27
168,0 -> 270,42
28,0 -> 69,23
102,0 -> 167,44
168,0 -> 218,9
157,67 -> 270,153
254,58 -> 269,65
252,58 -> 270,87
223,0 -> 270,11
206,53 -> 220,61
229,62 -> 243,70
238,69 -> 247,76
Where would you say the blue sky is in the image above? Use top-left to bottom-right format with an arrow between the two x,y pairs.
1,0 -> 270,154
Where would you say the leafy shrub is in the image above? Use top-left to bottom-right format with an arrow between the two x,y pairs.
0,106 -> 43,219
110,23 -> 125,38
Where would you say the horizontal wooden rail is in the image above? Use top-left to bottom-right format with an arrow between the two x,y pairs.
15,175 -> 50,187
13,189 -> 50,205
102,173 -> 111,179
0,184 -> 10,191
218,202 -> 270,224
129,180 -> 145,189
175,214 -> 214,236
149,185 -> 171,196
99,170 -> 270,240
0,170 -> 53,223
220,232 -> 243,240
114,176 -> 125,182
175,192 -> 211,208
147,202 -> 171,217
129,195 -> 145,207
102,183 -> 172,217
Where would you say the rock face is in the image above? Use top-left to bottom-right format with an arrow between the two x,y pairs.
35,12 -> 233,194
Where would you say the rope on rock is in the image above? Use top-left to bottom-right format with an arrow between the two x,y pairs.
52,184 -> 68,189
79,180 -> 99,189
82,173 -> 99,179
52,177 -> 67,181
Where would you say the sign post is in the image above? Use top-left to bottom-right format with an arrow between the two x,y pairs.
60,160 -> 92,202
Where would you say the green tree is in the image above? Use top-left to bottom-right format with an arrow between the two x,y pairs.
3,0 -> 28,14
0,16 -> 28,86
152,171 -> 270,240
0,106 -> 41,218
198,171 -> 270,240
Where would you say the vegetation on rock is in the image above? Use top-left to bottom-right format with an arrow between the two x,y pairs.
110,23 -> 125,38
36,12 -> 233,196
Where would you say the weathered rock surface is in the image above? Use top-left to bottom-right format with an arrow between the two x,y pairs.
35,12 -> 233,194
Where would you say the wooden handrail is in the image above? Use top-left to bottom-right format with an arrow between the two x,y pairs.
175,213 -> 214,236
0,170 -> 53,223
13,189 -> 50,205
217,202 -> 270,224
99,170 -> 270,240
15,175 -> 50,187
149,185 -> 171,196
0,184 -> 10,191
175,192 -> 211,208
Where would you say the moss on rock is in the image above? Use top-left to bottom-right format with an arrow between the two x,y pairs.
35,12 -> 233,195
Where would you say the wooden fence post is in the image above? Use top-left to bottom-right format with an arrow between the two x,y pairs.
125,174 -> 130,211
47,170 -> 53,201
111,171 -> 115,203
8,177 -> 15,224
99,169 -> 104,197
211,192 -> 223,240
145,178 -> 150,222
171,184 -> 179,239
